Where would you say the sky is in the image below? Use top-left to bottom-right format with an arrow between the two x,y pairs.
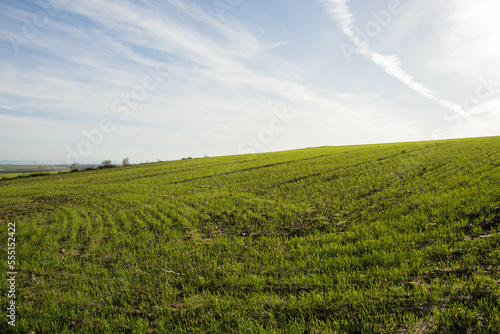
0,0 -> 499,164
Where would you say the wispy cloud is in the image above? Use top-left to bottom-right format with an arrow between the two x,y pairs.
321,0 -> 469,119
1,0 -> 347,115
264,40 -> 291,50
64,0 -> 342,109
0,0 -> 358,162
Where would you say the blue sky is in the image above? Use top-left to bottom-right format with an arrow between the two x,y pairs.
1,0 -> 499,164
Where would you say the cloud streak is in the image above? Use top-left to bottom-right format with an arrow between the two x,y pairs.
322,0 -> 469,119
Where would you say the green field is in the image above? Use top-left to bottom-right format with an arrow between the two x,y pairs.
0,165 -> 71,180
0,171 -> 71,180
1,137 -> 500,333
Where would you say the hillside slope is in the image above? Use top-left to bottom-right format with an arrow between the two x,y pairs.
1,137 -> 500,333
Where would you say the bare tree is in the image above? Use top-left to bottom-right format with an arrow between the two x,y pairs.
70,162 -> 79,171
122,157 -> 131,166
37,164 -> 48,173
101,159 -> 113,167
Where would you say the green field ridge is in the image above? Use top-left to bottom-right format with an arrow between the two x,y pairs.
1,136 -> 499,333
